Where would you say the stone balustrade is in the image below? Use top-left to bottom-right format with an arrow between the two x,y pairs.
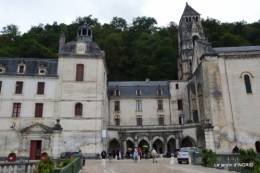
0,161 -> 37,173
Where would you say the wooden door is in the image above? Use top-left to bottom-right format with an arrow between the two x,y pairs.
30,140 -> 42,160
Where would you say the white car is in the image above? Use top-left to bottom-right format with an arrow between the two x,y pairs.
177,147 -> 201,164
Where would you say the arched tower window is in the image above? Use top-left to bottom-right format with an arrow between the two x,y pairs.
75,103 -> 83,116
196,17 -> 198,22
186,17 -> 188,22
192,35 -> 199,48
76,64 -> 84,81
82,29 -> 87,35
88,30 -> 91,36
244,74 -> 252,93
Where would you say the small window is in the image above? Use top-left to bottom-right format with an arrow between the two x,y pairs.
196,17 -> 198,22
158,115 -> 164,125
37,82 -> 45,95
78,30 -> 81,36
137,115 -> 142,126
15,82 -> 23,94
12,103 -> 21,117
75,103 -> 83,116
136,89 -> 141,96
136,100 -> 142,111
115,101 -> 120,111
115,89 -> 120,96
0,81 -> 2,93
178,100 -> 183,110
176,84 -> 179,89
76,64 -> 84,81
19,66 -> 24,73
115,116 -> 120,126
158,100 -> 163,110
157,89 -> 162,96
35,103 -> 43,117
186,17 -> 188,22
88,30 -> 91,36
244,74 -> 252,93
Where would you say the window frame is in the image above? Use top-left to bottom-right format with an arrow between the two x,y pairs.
37,82 -> 45,95
177,100 -> 183,110
137,115 -> 142,126
136,100 -> 142,111
0,81 -> 2,93
115,89 -> 120,96
158,100 -> 163,110
35,103 -> 43,117
12,103 -> 21,117
158,115 -> 164,125
114,101 -> 120,111
115,115 -> 120,126
76,64 -> 84,81
136,89 -> 141,96
75,103 -> 83,116
157,88 -> 162,96
15,81 -> 23,94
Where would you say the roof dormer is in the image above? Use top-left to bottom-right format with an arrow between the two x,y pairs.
0,63 -> 6,74
38,62 -> 47,75
17,59 -> 26,74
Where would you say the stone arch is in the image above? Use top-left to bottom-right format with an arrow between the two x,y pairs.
197,84 -> 205,122
192,35 -> 199,48
167,137 -> 176,151
108,138 -> 121,152
181,136 -> 196,147
239,71 -> 254,78
153,138 -> 164,154
152,136 -> 164,143
126,136 -> 134,144
137,136 -> 149,145
167,135 -> 176,142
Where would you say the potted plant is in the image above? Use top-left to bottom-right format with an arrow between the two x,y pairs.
40,152 -> 48,160
8,152 -> 16,162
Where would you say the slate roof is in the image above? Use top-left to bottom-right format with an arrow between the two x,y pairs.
59,41 -> 103,56
213,46 -> 260,53
0,58 -> 58,77
182,3 -> 200,16
108,81 -> 170,98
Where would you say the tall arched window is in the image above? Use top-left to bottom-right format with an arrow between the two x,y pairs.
244,74 -> 252,93
76,64 -> 84,81
75,103 -> 83,116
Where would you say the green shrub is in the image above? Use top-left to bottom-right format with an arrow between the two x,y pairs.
201,148 -> 216,167
33,156 -> 54,173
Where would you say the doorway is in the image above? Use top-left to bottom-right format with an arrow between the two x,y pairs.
30,140 -> 42,160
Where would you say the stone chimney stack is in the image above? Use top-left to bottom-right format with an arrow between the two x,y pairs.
145,78 -> 150,82
59,31 -> 65,52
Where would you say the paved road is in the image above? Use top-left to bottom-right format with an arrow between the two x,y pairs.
81,158 -> 232,173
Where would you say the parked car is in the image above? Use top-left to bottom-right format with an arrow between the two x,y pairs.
177,147 -> 200,164
60,152 -> 85,166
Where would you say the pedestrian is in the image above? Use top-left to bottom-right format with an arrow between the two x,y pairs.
232,146 -> 239,154
109,150 -> 113,162
133,148 -> 138,163
138,147 -> 142,160
101,150 -> 107,159
151,148 -> 157,163
121,149 -> 124,160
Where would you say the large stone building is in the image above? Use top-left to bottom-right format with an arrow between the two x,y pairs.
0,3 -> 260,159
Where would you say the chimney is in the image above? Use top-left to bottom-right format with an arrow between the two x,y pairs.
145,78 -> 150,82
59,31 -> 65,52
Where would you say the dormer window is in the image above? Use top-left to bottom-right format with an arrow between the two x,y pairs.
136,89 -> 141,96
115,89 -> 120,96
157,88 -> 162,96
38,62 -> 47,75
17,64 -> 26,74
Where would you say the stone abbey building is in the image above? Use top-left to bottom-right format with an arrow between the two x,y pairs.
0,3 -> 260,159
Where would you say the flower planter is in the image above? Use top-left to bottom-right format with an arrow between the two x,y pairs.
8,153 -> 16,162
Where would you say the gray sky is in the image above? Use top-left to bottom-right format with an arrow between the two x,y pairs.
0,0 -> 259,34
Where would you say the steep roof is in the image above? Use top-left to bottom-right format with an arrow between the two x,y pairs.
108,81 -> 170,98
182,3 -> 200,16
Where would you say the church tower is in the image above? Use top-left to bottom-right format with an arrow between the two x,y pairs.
178,3 -> 206,80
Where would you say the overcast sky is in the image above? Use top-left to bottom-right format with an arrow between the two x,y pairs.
0,0 -> 259,34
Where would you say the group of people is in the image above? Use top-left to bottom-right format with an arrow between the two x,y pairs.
101,148 -> 158,163
101,149 -> 124,162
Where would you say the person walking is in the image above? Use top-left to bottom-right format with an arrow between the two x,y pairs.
138,148 -> 142,160
109,150 -> 113,162
133,148 -> 138,163
121,149 -> 124,160
151,148 -> 157,163
101,150 -> 107,159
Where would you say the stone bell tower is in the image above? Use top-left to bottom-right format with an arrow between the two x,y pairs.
177,3 -> 206,80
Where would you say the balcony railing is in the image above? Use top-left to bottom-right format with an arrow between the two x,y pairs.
0,161 -> 37,173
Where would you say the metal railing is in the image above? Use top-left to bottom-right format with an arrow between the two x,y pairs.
191,152 -> 260,173
54,157 -> 82,173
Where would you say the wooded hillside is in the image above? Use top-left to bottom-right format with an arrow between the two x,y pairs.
0,15 -> 259,81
